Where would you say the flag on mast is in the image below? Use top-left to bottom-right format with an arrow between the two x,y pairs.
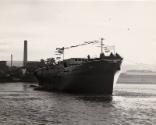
57,47 -> 64,54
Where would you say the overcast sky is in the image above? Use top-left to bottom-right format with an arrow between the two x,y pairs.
0,0 -> 156,65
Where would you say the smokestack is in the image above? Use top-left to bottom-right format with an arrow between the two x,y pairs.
11,54 -> 13,67
23,40 -> 28,67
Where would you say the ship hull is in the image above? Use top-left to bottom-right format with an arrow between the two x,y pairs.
35,59 -> 122,95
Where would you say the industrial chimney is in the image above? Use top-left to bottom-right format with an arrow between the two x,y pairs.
23,40 -> 28,67
11,54 -> 13,67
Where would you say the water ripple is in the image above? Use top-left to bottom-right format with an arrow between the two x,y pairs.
0,83 -> 156,125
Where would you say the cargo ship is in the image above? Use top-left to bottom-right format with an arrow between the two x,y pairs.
34,38 -> 123,94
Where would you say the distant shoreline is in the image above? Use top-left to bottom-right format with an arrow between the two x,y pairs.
117,82 -> 156,84
117,73 -> 156,84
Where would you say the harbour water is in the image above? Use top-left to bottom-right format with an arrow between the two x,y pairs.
0,82 -> 156,125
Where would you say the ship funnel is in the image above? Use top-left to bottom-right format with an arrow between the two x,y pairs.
23,40 -> 28,67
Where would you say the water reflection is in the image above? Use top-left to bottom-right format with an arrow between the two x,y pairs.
77,95 -> 112,103
0,83 -> 156,125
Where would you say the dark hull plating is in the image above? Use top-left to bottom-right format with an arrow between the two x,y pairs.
35,59 -> 122,94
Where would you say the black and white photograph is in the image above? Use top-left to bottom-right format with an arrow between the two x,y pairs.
0,0 -> 156,124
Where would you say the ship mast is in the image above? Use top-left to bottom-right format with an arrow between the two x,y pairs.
62,47 -> 64,61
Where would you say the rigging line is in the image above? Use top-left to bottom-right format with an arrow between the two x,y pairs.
57,40 -> 100,51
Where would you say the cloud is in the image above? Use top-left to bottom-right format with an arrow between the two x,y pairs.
0,47 -> 9,52
0,41 -> 8,45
